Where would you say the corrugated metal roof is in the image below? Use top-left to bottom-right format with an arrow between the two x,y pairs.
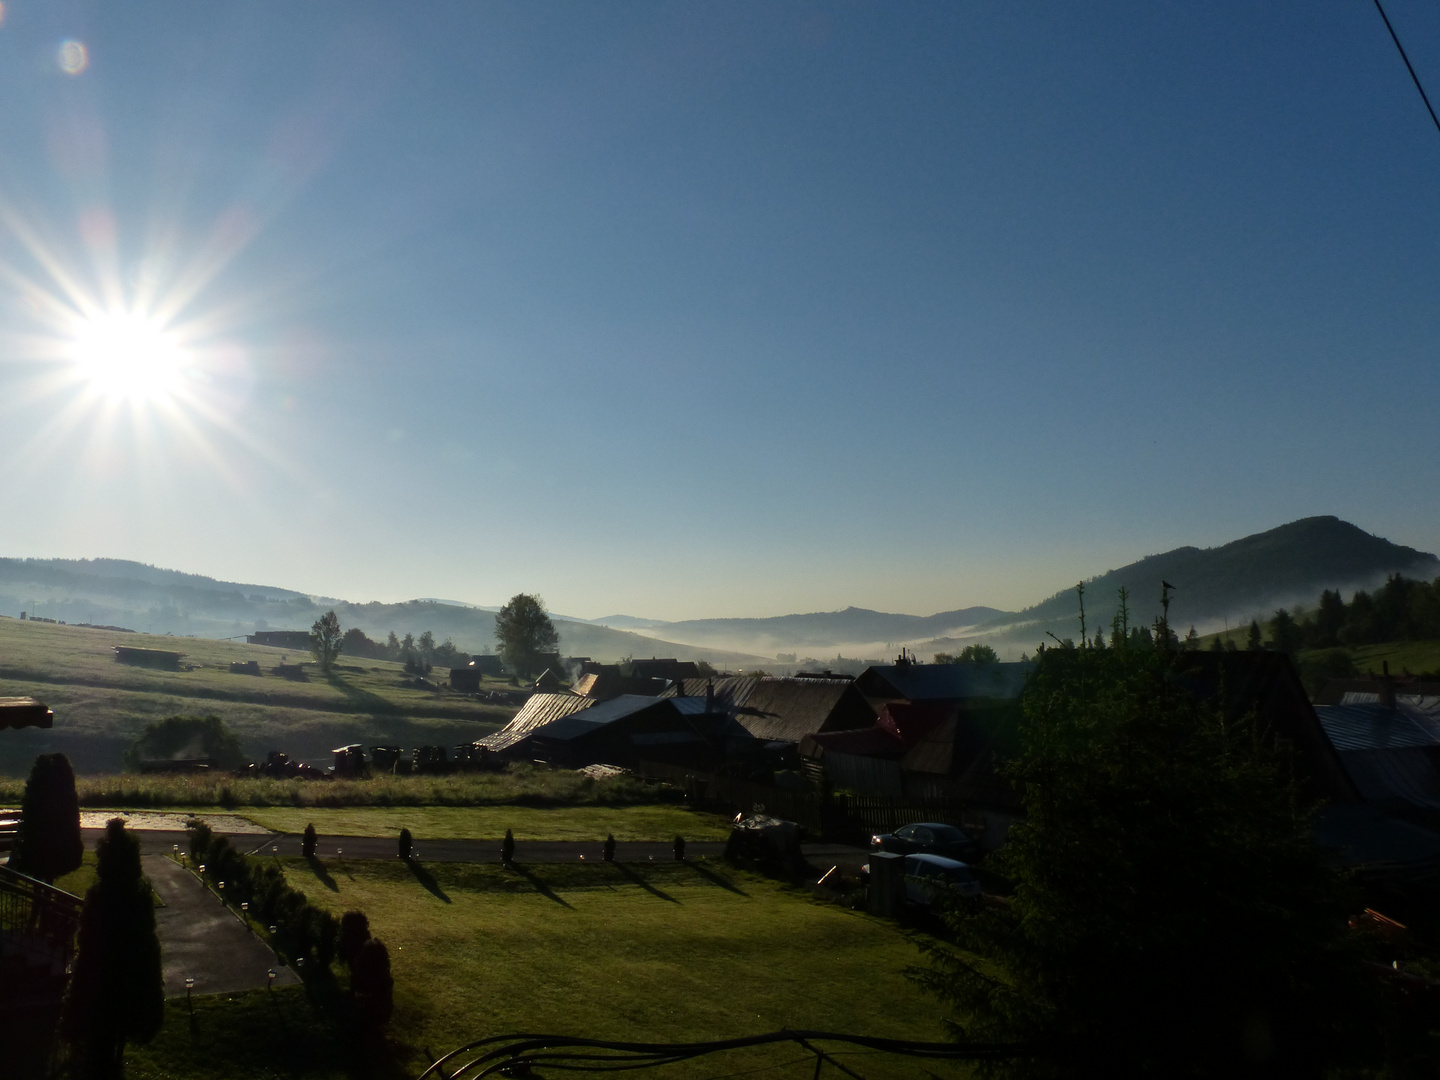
730,678 -> 870,742
1338,748 -> 1440,811
664,676 -> 762,707
533,694 -> 673,742
1316,703 -> 1440,751
476,693 -> 592,752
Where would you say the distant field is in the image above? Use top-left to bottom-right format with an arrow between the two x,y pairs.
0,618 -> 513,775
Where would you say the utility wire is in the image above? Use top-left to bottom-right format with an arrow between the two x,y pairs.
1372,0 -> 1440,139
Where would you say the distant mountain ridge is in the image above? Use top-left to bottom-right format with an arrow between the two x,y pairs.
1013,516 -> 1437,632
2,516 -> 1433,665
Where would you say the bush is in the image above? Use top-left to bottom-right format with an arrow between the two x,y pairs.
398,827 -> 413,860
603,834 -> 615,862
501,828 -> 515,865
302,823 -> 317,857
122,715 -> 246,772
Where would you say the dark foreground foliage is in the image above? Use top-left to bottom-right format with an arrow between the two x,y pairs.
911,646 -> 1390,1078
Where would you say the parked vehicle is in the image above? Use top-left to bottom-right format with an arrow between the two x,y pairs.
870,822 -> 979,860
902,853 -> 981,907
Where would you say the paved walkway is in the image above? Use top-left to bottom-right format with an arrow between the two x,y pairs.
143,855 -> 300,999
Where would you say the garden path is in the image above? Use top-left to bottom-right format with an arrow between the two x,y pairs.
143,854 -> 300,999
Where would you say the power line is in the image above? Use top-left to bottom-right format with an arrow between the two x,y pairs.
1372,0 -> 1440,139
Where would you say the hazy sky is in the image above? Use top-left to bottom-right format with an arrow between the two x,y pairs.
1,1 -> 1437,621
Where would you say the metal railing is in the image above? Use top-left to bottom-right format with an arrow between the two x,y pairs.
419,1031 -> 1031,1079
0,808 -> 20,854
0,864 -> 84,973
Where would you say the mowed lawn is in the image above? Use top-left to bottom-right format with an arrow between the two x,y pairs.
281,857 -> 969,1079
239,804 -> 733,842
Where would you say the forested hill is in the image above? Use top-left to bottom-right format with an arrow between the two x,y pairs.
0,558 -> 767,666
649,606 -> 1010,653
1016,517 -> 1439,629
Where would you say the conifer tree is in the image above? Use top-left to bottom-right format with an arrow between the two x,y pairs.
63,819 -> 164,1078
11,752 -> 82,882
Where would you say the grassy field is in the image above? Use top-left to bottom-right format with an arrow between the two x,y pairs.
1196,629 -> 1440,687
0,767 -> 686,809
235,804 -> 731,841
257,856 -> 968,1080
124,987 -> 351,1080
0,617 -> 516,775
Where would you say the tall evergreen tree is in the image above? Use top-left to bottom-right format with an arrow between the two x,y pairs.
63,819 -> 164,1078
10,752 -> 83,882
1246,619 -> 1264,651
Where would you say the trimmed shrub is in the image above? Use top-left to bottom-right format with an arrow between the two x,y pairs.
11,753 -> 83,882
352,938 -> 395,1030
302,822 -> 318,857
337,911 -> 371,969
398,827 -> 413,860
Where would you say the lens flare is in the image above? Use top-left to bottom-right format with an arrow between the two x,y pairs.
57,40 -> 88,76
68,311 -> 187,403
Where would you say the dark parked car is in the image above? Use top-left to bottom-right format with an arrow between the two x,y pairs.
870,822 -> 979,860
902,853 -> 982,907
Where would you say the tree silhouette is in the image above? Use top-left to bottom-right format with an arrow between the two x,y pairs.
63,819 -> 164,1078
10,752 -> 82,883
494,594 -> 560,678
309,610 -> 344,672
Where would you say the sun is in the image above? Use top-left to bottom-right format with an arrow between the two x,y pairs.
68,311 -> 188,403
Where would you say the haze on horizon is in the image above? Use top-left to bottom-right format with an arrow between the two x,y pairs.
1,2 -> 1438,623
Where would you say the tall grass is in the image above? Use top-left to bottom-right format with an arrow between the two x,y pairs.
0,764 -> 682,809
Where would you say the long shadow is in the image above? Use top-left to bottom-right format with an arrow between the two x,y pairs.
507,863 -> 572,909
612,862 -> 678,903
405,858 -> 452,904
326,672 -> 399,715
304,854 -> 339,892
683,860 -> 750,897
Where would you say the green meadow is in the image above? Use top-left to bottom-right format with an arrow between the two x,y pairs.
225,857 -> 967,1080
0,617 -> 513,774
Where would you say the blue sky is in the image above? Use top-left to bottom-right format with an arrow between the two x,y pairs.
1,1 -> 1437,620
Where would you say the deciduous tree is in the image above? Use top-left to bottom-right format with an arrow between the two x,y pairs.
310,609 -> 344,672
494,593 -> 560,678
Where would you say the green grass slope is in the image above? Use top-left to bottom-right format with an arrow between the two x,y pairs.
0,618 -> 512,775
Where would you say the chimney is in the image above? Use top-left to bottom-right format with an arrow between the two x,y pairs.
1381,661 -> 1396,711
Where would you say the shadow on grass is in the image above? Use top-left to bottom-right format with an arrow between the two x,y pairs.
506,862 -> 573,908
305,854 -> 340,892
327,672 -> 400,715
612,861 -> 678,903
405,857 -> 451,903
683,859 -> 750,896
